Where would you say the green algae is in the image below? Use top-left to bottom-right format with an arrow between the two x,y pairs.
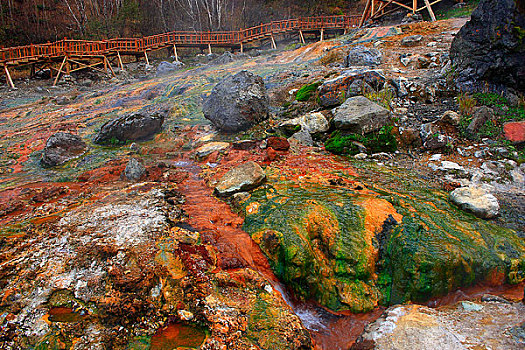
243,182 -> 381,312
241,161 -> 525,312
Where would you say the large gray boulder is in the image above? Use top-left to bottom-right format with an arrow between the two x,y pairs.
41,132 -> 87,167
203,70 -> 269,133
93,111 -> 165,145
215,161 -> 266,196
449,186 -> 500,219
332,96 -> 391,134
345,46 -> 382,67
450,0 -> 525,92
122,158 -> 146,182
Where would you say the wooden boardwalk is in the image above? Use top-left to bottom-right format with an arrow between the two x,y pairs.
0,15 -> 360,87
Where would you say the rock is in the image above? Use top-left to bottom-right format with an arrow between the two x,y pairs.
440,110 -> 461,126
353,302 -> 524,349
354,152 -> 368,160
401,34 -> 424,46
440,161 -> 464,172
398,127 -> 422,148
156,61 -> 183,76
278,112 -> 330,135
332,96 -> 391,134
202,70 -> 269,132
289,130 -> 314,147
450,0 -> 525,92
345,45 -> 382,66
420,122 -> 450,150
504,121 -> 525,143
318,69 -> 386,107
55,96 -> 72,105
266,147 -> 279,161
232,140 -> 257,150
41,132 -> 87,167
208,51 -> 235,65
466,106 -> 494,138
122,158 -> 146,181
215,161 -> 266,196
266,137 -> 290,151
195,142 -> 230,158
461,301 -> 484,311
94,111 -> 165,145
449,186 -> 500,219
481,294 -> 511,304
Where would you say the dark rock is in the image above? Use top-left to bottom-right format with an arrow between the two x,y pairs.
450,0 -> 525,92
401,35 -> 424,47
41,132 -> 87,167
345,45 -> 382,66
202,70 -> 269,132
420,122 -> 450,150
466,106 -> 494,138
93,111 -> 165,145
122,158 -> 146,181
266,137 -> 290,151
156,61 -> 183,76
481,294 -> 511,304
232,140 -> 258,150
318,69 -> 386,107
332,96 -> 391,134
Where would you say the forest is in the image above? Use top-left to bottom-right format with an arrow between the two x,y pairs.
0,0 -> 361,46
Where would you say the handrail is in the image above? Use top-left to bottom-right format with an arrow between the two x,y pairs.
0,15 -> 360,65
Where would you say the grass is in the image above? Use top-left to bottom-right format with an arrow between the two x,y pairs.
458,92 -> 525,141
435,0 -> 480,20
365,89 -> 394,111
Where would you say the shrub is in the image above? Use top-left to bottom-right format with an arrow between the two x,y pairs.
457,93 -> 476,116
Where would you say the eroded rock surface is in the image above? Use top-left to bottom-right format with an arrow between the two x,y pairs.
94,111 -> 165,145
215,161 -> 266,196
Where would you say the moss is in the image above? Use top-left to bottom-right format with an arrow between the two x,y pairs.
325,126 -> 397,155
295,82 -> 321,102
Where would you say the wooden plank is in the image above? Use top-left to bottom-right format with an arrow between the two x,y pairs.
53,56 -> 67,86
359,0 -> 372,27
423,0 -> 437,21
416,0 -> 443,12
413,0 -> 417,13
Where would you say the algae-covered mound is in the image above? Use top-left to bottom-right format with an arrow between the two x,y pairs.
241,158 -> 525,312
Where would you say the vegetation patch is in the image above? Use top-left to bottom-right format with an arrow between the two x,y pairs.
325,126 -> 398,155
295,82 -> 321,102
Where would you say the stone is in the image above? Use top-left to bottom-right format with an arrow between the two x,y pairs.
41,132 -> 87,167
450,0 -> 525,92
332,96 -> 391,134
195,142 -> 230,158
122,158 -> 146,181
156,61 -> 183,76
440,110 -> 461,126
208,51 -> 236,65
466,106 -> 494,138
401,34 -> 424,47
289,130 -> 314,147
278,112 -> 330,135
202,70 -> 269,132
504,121 -> 525,143
215,161 -> 266,196
318,69 -> 386,107
345,45 -> 382,66
93,110 -> 165,145
420,122 -> 450,150
481,294 -> 511,304
266,137 -> 290,151
354,152 -> 367,160
449,186 -> 500,219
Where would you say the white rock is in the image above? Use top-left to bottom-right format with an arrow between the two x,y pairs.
449,186 -> 499,219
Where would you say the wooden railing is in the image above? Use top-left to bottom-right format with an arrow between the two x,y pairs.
0,15 -> 360,65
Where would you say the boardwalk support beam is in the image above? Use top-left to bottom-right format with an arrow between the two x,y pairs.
53,56 -> 67,86
299,30 -> 305,44
117,52 -> 125,71
144,51 -> 150,65
320,29 -> 324,42
271,34 -> 277,49
4,65 -> 14,89
173,45 -> 179,62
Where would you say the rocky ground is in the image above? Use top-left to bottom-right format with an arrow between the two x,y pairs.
0,6 -> 524,350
